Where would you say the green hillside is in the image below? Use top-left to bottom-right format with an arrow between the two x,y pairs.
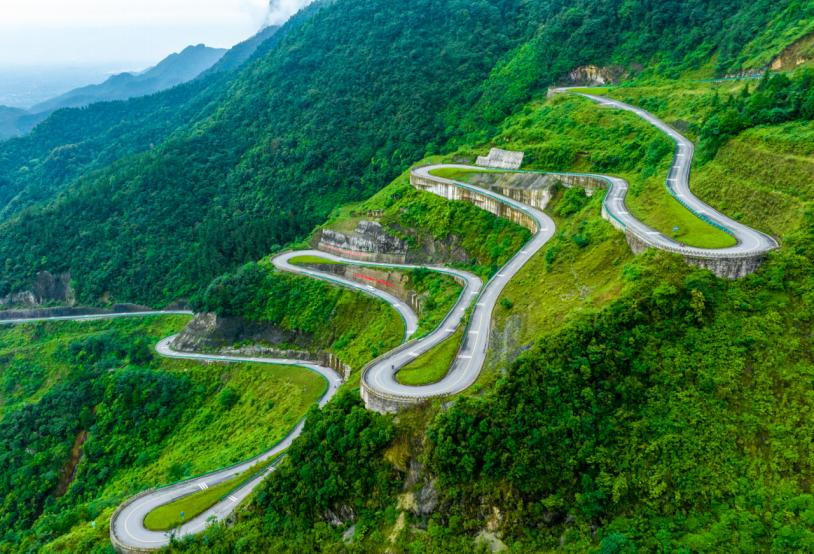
0,316 -> 327,551
1,0 -> 814,552
0,0 -> 808,306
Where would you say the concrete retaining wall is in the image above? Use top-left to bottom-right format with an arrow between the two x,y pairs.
316,240 -> 407,264
411,174 -> 537,232
416,169 -> 766,279
360,382 -> 434,413
475,148 -> 525,170
306,263 -> 422,315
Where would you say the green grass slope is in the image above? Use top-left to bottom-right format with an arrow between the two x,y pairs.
196,261 -> 405,370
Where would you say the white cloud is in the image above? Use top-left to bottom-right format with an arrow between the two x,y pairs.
266,0 -> 314,25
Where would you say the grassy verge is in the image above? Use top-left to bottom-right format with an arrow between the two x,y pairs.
143,455 -> 281,531
428,167 -> 503,180
621,170 -> 737,248
567,86 -> 612,95
288,255 -> 343,265
396,326 -> 463,386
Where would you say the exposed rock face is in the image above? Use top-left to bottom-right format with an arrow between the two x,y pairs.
304,262 -> 424,314
171,312 -> 298,352
323,505 -> 355,527
170,313 -> 353,379
770,30 -> 814,71
564,64 -> 626,85
0,271 -> 74,308
397,480 -> 439,517
317,220 -> 407,263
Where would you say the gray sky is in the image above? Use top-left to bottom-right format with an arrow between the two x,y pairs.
0,0 -> 312,69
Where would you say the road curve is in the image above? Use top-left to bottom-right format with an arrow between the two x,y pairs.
109,337 -> 343,551
558,91 -> 779,256
272,250 -> 421,339
362,166 -> 555,401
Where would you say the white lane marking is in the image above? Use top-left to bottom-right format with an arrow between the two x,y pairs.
199,482 -> 208,490
469,331 -> 479,335
408,352 -> 419,357
228,495 -> 239,503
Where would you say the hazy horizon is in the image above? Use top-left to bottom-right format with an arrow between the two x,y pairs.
0,0 -> 313,108
0,1 -> 313,69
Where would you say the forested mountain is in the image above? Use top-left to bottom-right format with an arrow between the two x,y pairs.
203,24 -> 281,75
2,0 -> 814,552
0,46 -> 226,142
0,0 -> 808,306
0,107 -> 26,140
0,26 -> 283,142
30,45 -> 226,114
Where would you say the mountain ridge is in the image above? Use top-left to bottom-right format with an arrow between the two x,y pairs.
30,44 -> 226,114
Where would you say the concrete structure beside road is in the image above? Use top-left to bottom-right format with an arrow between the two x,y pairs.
476,147 -> 525,170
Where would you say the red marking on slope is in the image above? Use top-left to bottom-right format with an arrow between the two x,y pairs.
354,273 -> 394,287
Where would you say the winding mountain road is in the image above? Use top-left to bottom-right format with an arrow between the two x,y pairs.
0,92 -> 778,550
574,92 -> 778,256
108,338 -> 344,551
361,169 -> 554,403
110,254 -> 481,550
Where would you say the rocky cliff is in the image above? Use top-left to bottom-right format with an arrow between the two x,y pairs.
0,271 -> 74,308
170,312 -> 302,352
